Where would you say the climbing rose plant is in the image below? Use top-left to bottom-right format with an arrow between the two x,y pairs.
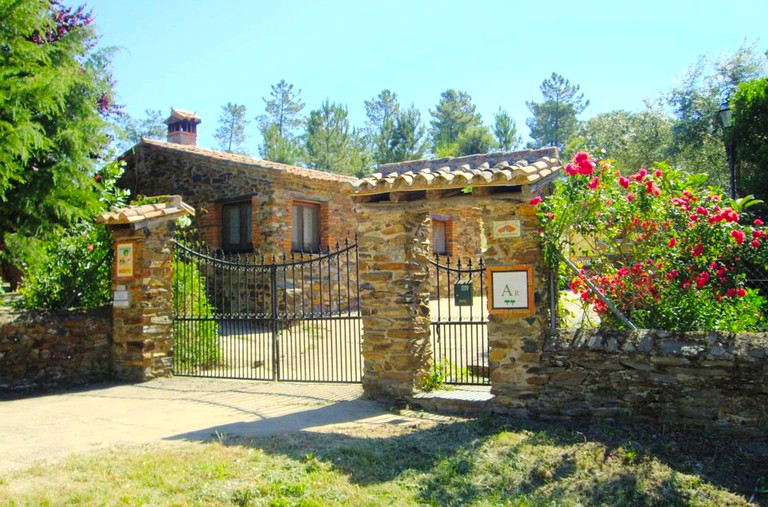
534,152 -> 768,331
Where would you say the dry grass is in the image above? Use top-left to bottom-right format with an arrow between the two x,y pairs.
1,411 -> 765,506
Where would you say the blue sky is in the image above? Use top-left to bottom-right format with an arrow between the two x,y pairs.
82,0 -> 767,152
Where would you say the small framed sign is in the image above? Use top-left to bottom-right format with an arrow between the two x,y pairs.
487,265 -> 534,315
115,241 -> 136,279
492,220 -> 521,239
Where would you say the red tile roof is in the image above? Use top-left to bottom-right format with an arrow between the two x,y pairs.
348,148 -> 562,196
96,195 -> 194,225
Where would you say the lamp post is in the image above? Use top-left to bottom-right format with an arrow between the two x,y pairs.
718,100 -> 736,199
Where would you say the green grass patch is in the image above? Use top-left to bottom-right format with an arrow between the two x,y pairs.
0,417 -> 764,506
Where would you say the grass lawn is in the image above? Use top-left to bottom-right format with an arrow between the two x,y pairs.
0,412 -> 765,506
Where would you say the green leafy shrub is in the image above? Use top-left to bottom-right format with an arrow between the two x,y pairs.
536,152 -> 768,332
172,255 -> 220,369
15,224 -> 113,309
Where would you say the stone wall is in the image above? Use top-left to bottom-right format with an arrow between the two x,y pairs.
0,306 -> 112,391
110,221 -> 175,381
518,329 -> 768,432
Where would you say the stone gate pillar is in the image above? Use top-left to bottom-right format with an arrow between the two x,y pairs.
481,200 -> 551,413
97,196 -> 194,381
356,205 -> 431,398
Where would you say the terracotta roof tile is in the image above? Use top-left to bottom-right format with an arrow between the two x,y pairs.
348,148 -> 562,196
97,195 -> 194,225
131,139 -> 357,184
164,109 -> 201,124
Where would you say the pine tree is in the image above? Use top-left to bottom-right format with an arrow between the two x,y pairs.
493,107 -> 522,151
365,91 -> 427,164
364,89 -> 400,165
257,80 -> 305,163
390,105 -> 428,162
304,100 -> 369,176
429,89 -> 483,153
115,109 -> 166,151
214,103 -> 250,154
526,73 -> 589,151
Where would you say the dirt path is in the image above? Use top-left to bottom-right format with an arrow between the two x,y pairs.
0,377 -> 445,474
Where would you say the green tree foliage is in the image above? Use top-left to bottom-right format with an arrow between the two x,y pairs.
304,100 -> 370,176
364,89 -> 399,164
0,0 -> 120,287
390,105 -> 428,162
567,108 -> 674,171
364,90 -> 427,164
665,41 -> 766,188
526,72 -> 589,152
536,152 -> 768,332
14,160 -> 126,308
172,254 -> 220,369
429,89 -> 483,154
493,107 -> 522,151
456,124 -> 494,156
257,79 -> 305,164
731,77 -> 768,206
214,102 -> 250,154
115,108 -> 166,152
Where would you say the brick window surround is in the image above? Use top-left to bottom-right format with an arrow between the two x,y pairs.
292,201 -> 321,253
222,201 -> 253,252
431,215 -> 453,255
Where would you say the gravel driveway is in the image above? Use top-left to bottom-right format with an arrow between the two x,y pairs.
0,377 -> 428,473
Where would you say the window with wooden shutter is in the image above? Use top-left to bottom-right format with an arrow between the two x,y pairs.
222,201 -> 252,252
292,202 -> 320,252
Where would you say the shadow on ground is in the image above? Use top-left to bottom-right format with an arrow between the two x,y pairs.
168,404 -> 768,506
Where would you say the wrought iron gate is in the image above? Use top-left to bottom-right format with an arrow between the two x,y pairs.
172,238 -> 362,383
429,256 -> 490,385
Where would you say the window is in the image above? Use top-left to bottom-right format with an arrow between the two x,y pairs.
432,219 -> 448,255
292,202 -> 320,252
222,202 -> 252,252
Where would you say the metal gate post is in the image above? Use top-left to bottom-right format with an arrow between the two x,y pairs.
270,260 -> 280,381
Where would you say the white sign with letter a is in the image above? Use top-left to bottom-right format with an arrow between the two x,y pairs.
487,266 -> 534,315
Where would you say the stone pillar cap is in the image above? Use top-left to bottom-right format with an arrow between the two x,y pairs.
96,195 -> 195,226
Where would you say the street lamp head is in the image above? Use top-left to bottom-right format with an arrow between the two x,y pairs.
718,100 -> 733,129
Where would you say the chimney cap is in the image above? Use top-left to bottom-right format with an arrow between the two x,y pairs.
164,109 -> 201,125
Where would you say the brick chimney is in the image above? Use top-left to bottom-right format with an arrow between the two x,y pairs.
164,109 -> 201,146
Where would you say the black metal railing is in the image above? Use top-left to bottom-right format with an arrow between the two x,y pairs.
172,237 -> 362,383
429,255 -> 489,385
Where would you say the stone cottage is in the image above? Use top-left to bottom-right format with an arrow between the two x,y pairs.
118,110 -> 358,258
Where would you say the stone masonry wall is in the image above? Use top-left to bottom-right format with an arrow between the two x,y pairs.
0,306 -> 112,391
481,199 -> 551,411
358,205 -> 432,398
528,329 -> 768,432
110,222 -> 174,381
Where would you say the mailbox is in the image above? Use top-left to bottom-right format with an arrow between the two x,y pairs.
454,279 -> 473,306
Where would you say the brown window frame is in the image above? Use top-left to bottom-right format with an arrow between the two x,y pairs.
432,218 -> 449,255
292,201 -> 321,253
221,201 -> 252,253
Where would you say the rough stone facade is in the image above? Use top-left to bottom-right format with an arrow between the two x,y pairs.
528,329 -> 768,432
350,149 -> 562,400
0,307 -> 112,391
119,139 -> 357,258
108,222 -> 175,381
357,206 -> 433,398
97,196 -> 193,382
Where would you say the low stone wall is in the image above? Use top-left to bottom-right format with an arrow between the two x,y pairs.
521,329 -> 768,432
0,306 -> 112,391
